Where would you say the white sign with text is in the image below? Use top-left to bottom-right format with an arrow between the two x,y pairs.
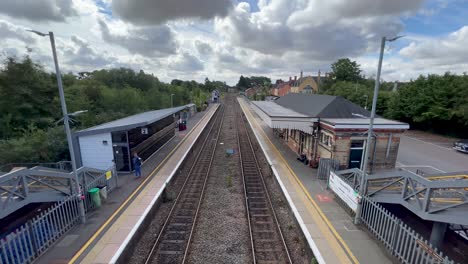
329,171 -> 359,212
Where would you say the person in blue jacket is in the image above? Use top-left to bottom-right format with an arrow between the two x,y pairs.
133,152 -> 142,178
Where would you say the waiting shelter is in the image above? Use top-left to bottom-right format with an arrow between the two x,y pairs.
74,105 -> 195,172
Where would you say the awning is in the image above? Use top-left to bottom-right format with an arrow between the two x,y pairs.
251,101 -> 317,134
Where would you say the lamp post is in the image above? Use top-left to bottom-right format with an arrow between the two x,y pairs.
354,35 -> 403,225
171,93 -> 175,108
364,95 -> 369,110
28,30 -> 86,224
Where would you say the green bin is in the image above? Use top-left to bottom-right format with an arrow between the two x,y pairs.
88,188 -> 101,208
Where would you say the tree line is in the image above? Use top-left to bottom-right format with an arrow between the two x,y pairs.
320,58 -> 468,137
0,57 -> 225,165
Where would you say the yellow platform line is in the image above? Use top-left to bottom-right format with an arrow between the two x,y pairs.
68,106 -> 216,264
239,98 -> 359,264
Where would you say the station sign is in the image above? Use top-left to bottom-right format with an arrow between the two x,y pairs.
329,171 -> 359,212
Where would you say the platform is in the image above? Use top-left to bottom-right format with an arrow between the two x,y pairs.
41,105 -> 219,264
238,98 -> 392,264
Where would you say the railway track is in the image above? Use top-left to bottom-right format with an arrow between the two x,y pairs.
237,105 -> 292,264
143,105 -> 225,264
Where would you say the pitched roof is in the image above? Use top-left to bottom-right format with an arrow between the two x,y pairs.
275,93 -> 370,118
76,105 -> 191,136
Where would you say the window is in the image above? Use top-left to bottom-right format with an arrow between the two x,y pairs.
320,131 -> 333,147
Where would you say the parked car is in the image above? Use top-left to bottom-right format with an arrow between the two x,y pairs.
453,140 -> 468,153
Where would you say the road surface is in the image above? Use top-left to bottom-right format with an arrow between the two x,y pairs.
397,131 -> 468,174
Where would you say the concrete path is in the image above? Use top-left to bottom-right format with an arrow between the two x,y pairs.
239,98 -> 393,264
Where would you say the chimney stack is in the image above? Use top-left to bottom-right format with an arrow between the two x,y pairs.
300,70 -> 303,79
289,76 -> 292,81
294,76 -> 297,81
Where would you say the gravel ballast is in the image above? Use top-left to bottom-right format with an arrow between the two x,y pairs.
186,95 -> 252,264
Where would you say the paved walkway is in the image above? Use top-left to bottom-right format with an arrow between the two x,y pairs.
239,98 -> 393,264
36,105 -> 216,264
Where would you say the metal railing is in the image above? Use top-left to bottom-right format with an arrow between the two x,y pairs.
0,161 -> 72,173
360,196 -> 455,264
0,166 -> 118,264
317,158 -> 340,180
0,195 -> 81,264
83,166 -> 118,212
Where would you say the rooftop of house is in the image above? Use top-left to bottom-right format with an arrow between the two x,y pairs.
321,118 -> 410,129
274,93 -> 370,118
252,101 -> 308,118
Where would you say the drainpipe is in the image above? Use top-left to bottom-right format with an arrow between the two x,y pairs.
313,119 -> 320,160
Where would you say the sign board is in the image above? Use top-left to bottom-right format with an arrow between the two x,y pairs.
329,171 -> 358,212
141,127 -> 148,135
105,171 -> 112,180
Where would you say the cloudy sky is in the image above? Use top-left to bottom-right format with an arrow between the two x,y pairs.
0,0 -> 467,85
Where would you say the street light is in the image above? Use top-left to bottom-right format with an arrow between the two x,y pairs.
364,95 -> 369,110
28,30 -> 86,224
354,35 -> 404,225
170,93 -> 175,108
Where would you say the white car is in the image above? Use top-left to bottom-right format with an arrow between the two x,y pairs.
453,140 -> 468,153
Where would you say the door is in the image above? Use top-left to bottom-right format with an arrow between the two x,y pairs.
349,140 -> 364,169
299,132 -> 305,154
113,145 -> 130,171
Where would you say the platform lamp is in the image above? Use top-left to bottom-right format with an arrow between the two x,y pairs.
171,93 -> 175,108
354,35 -> 404,225
27,30 -> 87,224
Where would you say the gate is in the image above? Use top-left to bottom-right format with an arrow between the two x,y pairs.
317,158 -> 340,180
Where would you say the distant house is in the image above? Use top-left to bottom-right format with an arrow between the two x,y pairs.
289,71 -> 328,94
245,88 -> 256,97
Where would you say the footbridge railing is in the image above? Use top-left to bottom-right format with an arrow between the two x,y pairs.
331,169 -> 468,226
0,166 -> 110,219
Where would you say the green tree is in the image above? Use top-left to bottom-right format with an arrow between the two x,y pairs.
0,57 -> 59,138
330,58 -> 362,82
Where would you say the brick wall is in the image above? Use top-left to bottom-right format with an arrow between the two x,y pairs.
334,137 -> 351,167
273,127 -> 403,171
317,144 -> 332,159
368,134 -> 402,171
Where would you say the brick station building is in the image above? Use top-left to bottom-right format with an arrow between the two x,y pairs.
251,93 -> 409,172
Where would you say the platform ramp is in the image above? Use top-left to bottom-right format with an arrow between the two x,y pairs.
0,166 -> 106,219
336,169 -> 468,225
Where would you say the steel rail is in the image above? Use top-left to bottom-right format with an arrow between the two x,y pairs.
181,104 -> 225,263
237,102 -> 292,264
236,103 -> 257,264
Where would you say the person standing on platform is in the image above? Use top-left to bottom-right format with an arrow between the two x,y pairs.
133,152 -> 142,178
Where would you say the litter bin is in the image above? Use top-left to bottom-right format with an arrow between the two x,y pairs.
88,188 -> 101,208
98,185 -> 108,200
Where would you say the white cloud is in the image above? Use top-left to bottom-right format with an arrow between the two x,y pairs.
0,20 -> 35,43
0,0 -> 466,85
194,40 -> 213,56
0,0 -> 78,22
112,0 -> 232,25
400,26 -> 468,65
168,52 -> 204,72
215,0 -> 424,59
65,35 -> 111,68
98,19 -> 178,57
